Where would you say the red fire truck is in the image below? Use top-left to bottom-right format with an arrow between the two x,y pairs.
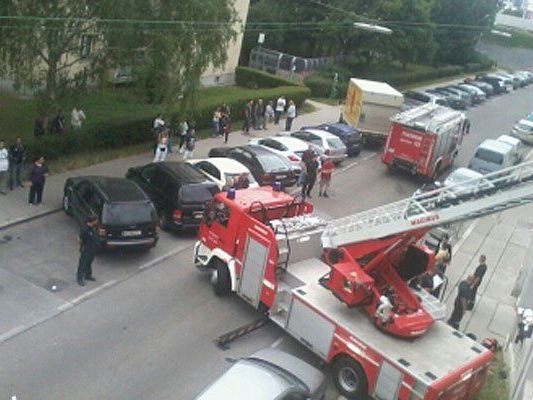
382,103 -> 469,180
194,161 -> 533,399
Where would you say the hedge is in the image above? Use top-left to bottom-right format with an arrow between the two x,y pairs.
235,66 -> 299,88
24,84 -> 310,162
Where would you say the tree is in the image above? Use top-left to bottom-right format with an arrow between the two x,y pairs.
0,1 -> 103,105
431,0 -> 498,64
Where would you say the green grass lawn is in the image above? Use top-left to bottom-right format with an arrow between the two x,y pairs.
477,350 -> 509,400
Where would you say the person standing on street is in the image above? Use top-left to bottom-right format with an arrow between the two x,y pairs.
0,140 -> 9,195
71,106 -> 86,131
265,100 -> 275,127
8,137 -> 25,190
77,215 -> 99,286
183,125 -> 196,160
318,156 -> 335,197
242,100 -> 253,135
153,132 -> 169,162
447,275 -> 475,330
469,255 -> 488,309
275,96 -> 286,125
221,112 -> 231,144
28,156 -> 48,205
178,119 -> 189,153
285,100 -> 296,131
212,107 -> 222,137
302,154 -> 319,198
254,99 -> 266,130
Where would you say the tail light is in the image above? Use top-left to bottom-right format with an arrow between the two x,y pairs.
97,226 -> 106,236
288,154 -> 299,162
172,209 -> 183,221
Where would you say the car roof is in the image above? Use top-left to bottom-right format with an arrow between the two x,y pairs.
447,167 -> 483,181
497,135 -> 521,146
269,136 -> 310,149
301,129 -> 340,139
158,161 -> 212,184
477,139 -> 513,153
239,144 -> 280,155
85,176 -> 148,202
189,158 -> 251,173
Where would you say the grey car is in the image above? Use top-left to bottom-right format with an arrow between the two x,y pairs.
194,349 -> 327,400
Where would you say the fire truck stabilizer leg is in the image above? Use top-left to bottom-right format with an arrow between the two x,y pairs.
331,355 -> 368,400
211,259 -> 231,296
214,317 -> 270,350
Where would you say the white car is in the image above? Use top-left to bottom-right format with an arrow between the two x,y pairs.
287,129 -> 347,164
511,119 -> 533,145
443,167 -> 494,195
497,134 -> 524,164
249,136 -> 322,168
187,158 -> 259,190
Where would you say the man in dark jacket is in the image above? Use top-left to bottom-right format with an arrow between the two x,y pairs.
447,275 -> 475,330
469,255 -> 487,308
77,215 -> 99,286
8,137 -> 25,190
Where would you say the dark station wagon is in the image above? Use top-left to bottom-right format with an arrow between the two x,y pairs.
126,162 -> 219,231
63,176 -> 159,249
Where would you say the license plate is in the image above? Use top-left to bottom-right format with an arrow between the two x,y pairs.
122,230 -> 141,237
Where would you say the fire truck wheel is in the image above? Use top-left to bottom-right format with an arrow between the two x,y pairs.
332,356 -> 368,399
211,260 -> 231,296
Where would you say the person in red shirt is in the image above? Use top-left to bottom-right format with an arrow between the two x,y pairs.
318,156 -> 335,198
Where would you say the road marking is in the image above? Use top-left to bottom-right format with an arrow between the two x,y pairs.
138,247 -> 185,270
65,279 -> 118,307
269,336 -> 285,348
452,220 -> 479,257
0,325 -> 27,343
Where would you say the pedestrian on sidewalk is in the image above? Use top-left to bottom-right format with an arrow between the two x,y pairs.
447,275 -> 475,330
221,112 -> 231,144
302,154 -> 319,198
0,140 -> 9,195
212,107 -> 222,137
254,99 -> 266,130
318,156 -> 334,197
71,106 -> 86,131
183,125 -> 196,160
469,254 -> 488,309
77,215 -> 99,286
8,137 -> 25,190
153,132 -> 169,162
265,100 -> 275,127
285,100 -> 297,131
178,119 -> 189,153
436,233 -> 452,263
242,100 -> 253,135
275,96 -> 286,125
28,156 -> 48,205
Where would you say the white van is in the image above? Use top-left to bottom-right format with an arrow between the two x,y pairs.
497,135 -> 524,164
469,139 -> 515,174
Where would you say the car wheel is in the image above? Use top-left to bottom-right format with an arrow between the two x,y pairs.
211,259 -> 231,296
158,212 -> 171,231
332,356 -> 368,399
63,194 -> 72,215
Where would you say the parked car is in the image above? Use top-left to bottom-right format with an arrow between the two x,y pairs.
193,349 -> 328,400
187,158 -> 259,190
443,167 -> 495,195
456,84 -> 486,104
288,129 -> 348,164
249,136 -> 323,170
425,89 -> 466,110
493,72 -> 520,89
464,79 -> 494,96
511,119 -> 533,145
510,71 -> 529,87
517,70 -> 533,84
63,176 -> 158,249
125,162 -> 219,231
440,86 -> 473,107
486,74 -> 513,92
208,145 -> 298,187
497,134 -> 525,164
468,139 -> 515,174
476,76 -> 507,94
300,123 -> 363,156
404,90 -> 449,107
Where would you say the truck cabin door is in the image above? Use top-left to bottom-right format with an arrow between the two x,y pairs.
238,230 -> 270,308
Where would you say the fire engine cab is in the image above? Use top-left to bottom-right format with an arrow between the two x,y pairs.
382,103 -> 469,180
194,161 -> 533,400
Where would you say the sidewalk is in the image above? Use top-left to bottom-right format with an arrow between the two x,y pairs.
443,203 -> 533,342
0,100 -> 340,230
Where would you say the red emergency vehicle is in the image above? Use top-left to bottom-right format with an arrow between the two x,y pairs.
382,103 -> 468,180
194,161 -> 533,399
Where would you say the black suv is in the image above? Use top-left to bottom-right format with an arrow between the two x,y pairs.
126,162 -> 219,231
63,176 -> 158,249
301,123 -> 362,156
208,145 -> 297,187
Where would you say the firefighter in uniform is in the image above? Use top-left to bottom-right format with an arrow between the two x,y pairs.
77,215 -> 99,286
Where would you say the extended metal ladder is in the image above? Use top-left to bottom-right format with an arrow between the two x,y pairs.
321,161 -> 533,248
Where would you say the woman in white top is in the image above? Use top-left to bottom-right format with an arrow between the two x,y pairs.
285,100 -> 296,131
153,135 -> 169,162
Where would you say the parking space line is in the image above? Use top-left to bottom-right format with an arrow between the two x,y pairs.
67,279 -> 118,306
0,325 -> 27,343
138,248 -> 184,270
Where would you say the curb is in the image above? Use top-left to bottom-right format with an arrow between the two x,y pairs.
0,207 -> 63,232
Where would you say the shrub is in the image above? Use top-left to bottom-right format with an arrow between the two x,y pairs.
24,85 -> 310,162
304,74 -> 349,99
235,66 -> 299,88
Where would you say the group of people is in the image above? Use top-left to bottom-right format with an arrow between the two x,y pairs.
298,145 -> 335,199
152,114 -> 197,163
33,107 -> 86,137
211,104 -> 232,143
0,138 -> 49,205
241,96 -> 297,135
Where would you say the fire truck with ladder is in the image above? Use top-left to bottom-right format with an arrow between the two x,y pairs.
382,104 -> 469,181
193,160 -> 533,400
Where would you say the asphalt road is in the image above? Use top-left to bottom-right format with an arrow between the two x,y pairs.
0,85 -> 532,400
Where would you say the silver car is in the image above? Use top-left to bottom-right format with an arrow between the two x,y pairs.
194,349 -> 327,400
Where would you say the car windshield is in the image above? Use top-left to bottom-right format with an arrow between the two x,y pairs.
327,138 -> 345,149
179,184 -> 218,204
102,202 -> 155,225
259,153 -> 289,171
224,172 -> 256,185
475,148 -> 503,165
